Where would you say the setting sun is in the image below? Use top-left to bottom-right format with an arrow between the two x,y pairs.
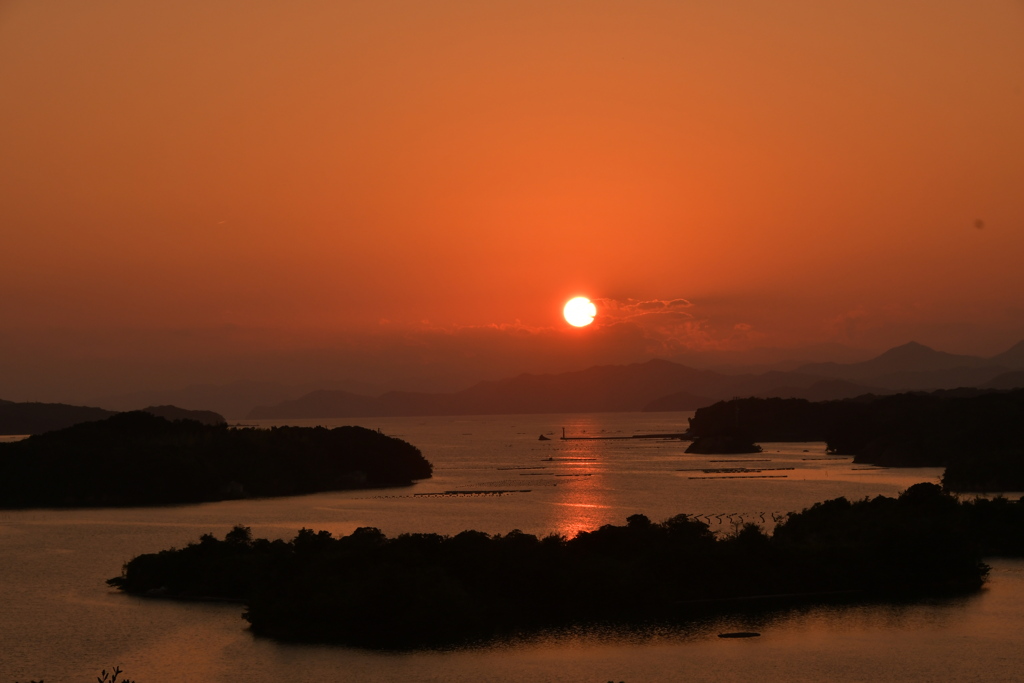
563,297 -> 597,327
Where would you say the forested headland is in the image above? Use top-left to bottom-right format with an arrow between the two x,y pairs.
108,484 -> 1021,649
0,412 -> 432,508
687,390 -> 1024,491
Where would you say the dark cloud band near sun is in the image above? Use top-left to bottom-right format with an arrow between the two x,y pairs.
378,294 -> 758,349
584,297 -> 759,353
592,297 -> 695,322
377,295 -> 758,357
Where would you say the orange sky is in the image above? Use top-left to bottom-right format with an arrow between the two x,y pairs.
2,1 -> 1023,401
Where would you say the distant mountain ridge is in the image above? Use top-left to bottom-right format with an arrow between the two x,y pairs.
94,378 -> 392,420
247,360 -> 880,419
249,360 -> 719,418
0,400 -> 114,436
991,340 -> 1024,367
0,400 -> 226,436
249,340 -> 1024,419
795,341 -> 1021,389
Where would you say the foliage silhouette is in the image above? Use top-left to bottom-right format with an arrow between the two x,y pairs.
15,665 -> 135,683
0,412 -> 431,508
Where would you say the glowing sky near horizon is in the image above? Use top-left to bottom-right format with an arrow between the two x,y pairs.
1,1 -> 1023,400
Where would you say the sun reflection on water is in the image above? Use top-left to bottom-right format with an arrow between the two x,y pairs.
546,417 -> 615,539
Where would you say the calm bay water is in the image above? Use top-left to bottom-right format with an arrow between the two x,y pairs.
2,412 -> 1022,682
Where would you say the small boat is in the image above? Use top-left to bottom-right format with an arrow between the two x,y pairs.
538,434 -> 550,441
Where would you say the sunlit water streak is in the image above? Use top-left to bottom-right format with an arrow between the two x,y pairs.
1,412 -> 1021,682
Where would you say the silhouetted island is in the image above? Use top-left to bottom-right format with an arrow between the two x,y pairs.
0,412 -> 431,508
687,390 -> 1024,491
108,483 -> 1019,649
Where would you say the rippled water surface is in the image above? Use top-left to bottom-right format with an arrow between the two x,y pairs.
2,412 -> 1021,682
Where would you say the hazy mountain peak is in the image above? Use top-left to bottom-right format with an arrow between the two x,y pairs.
874,341 -> 938,361
795,340 -> 1009,391
992,340 -> 1024,369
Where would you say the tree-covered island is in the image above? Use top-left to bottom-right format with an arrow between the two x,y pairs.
108,483 -> 1022,649
687,390 -> 1024,491
0,411 -> 432,508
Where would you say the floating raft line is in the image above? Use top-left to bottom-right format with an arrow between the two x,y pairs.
560,433 -> 689,441
413,489 -> 532,497
676,467 -> 795,473
689,474 -> 788,480
708,459 -> 770,463
518,472 -> 592,477
559,427 -> 689,441
497,466 -> 547,470
542,457 -> 597,462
